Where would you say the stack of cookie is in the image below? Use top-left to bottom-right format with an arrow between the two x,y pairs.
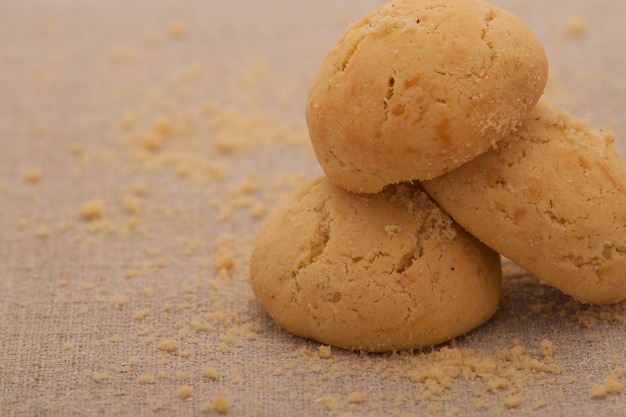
250,0 -> 626,352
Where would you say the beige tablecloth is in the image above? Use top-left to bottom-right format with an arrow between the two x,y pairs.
1,1 -> 625,416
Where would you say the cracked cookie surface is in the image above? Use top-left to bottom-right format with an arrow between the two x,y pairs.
422,101 -> 626,304
305,0 -> 548,193
250,177 -> 502,352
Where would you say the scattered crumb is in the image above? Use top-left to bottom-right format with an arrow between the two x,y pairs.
138,374 -> 156,384
348,391 -> 365,404
168,20 -> 187,40
124,269 -> 140,279
178,385 -> 193,399
322,395 -> 341,411
592,376 -> 623,398
158,339 -> 178,352
539,339 -> 555,358
504,394 -> 523,409
108,46 -> 143,64
80,199 -> 104,221
23,167 -> 43,183
119,112 -> 136,130
35,225 -> 51,238
318,345 -> 332,359
214,234 -> 236,272
2,6 -> 624,417
18,218 -> 29,230
92,372 -> 109,382
31,124 -> 47,137
203,366 -> 219,379
121,195 -> 142,215
110,293 -> 129,309
213,394 -> 228,414
132,309 -> 151,320
564,15 -> 586,38
152,400 -> 163,412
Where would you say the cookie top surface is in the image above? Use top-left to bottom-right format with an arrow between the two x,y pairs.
305,0 -> 548,193
423,101 -> 626,304
250,177 -> 502,352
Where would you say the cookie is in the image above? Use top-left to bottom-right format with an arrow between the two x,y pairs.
250,177 -> 502,352
422,102 -> 626,304
305,0 -> 548,193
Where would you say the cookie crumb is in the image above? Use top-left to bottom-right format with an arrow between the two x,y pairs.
109,293 -> 129,309
213,394 -> 228,414
137,373 -> 156,384
23,167 -> 43,183
539,339 -> 555,357
108,46 -> 142,63
318,345 -> 332,359
35,225 -> 51,238
531,400 -> 547,410
152,400 -> 163,412
178,385 -> 193,399
203,366 -> 219,379
348,391 -> 365,404
18,218 -> 29,230
168,20 -> 187,40
132,309 -> 151,321
564,15 -> 586,39
215,234 -> 236,272
92,372 -> 109,382
158,339 -> 178,352
121,195 -> 142,215
80,199 -> 104,221
504,394 -> 523,409
119,112 -> 136,130
321,395 -> 341,411
591,377 -> 623,398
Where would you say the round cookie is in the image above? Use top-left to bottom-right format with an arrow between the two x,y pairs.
249,177 -> 502,352
422,101 -> 626,305
305,0 -> 548,193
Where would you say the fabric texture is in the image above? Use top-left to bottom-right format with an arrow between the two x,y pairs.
1,1 -> 625,416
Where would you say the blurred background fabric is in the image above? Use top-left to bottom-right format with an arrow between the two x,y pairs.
1,1 -> 625,416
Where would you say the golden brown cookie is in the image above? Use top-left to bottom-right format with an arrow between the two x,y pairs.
422,102 -> 626,304
305,0 -> 548,193
250,177 -> 502,352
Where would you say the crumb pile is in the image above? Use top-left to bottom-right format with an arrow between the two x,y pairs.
1,1 -> 625,416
